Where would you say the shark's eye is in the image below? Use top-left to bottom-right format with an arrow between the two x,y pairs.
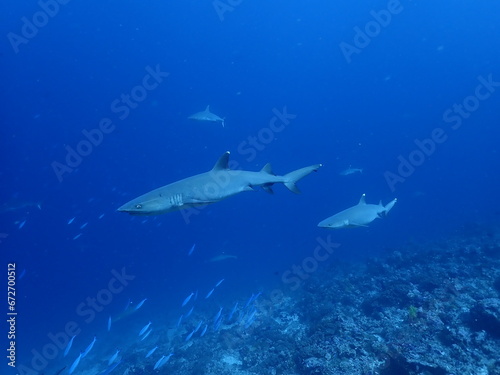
135,204 -> 142,209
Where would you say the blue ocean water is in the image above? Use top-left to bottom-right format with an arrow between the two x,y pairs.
1,0 -> 499,374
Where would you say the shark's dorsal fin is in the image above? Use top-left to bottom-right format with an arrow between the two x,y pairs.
260,163 -> 275,175
212,151 -> 230,171
205,105 -> 210,112
358,194 -> 366,205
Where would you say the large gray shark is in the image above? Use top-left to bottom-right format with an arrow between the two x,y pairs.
118,151 -> 322,216
318,194 -> 397,229
188,105 -> 225,127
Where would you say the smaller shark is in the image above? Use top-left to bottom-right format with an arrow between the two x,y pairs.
339,167 -> 363,176
0,198 -> 41,213
209,254 -> 238,262
318,194 -> 397,229
188,105 -> 225,127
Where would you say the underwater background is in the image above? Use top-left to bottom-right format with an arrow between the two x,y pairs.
1,0 -> 500,374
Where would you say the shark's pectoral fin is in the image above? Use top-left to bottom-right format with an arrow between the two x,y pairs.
262,184 -> 274,194
351,222 -> 369,227
185,198 -> 218,207
343,219 -> 368,227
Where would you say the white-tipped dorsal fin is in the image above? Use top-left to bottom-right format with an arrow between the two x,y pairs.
205,105 -> 210,112
358,194 -> 366,205
260,163 -> 274,175
212,151 -> 230,171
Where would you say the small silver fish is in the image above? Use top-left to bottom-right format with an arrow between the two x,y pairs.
229,302 -> 238,321
134,298 -> 147,310
185,329 -> 195,342
155,353 -> 173,370
153,356 -> 165,370
69,352 -> 82,374
213,307 -> 223,323
200,324 -> 208,337
108,349 -> 120,365
81,336 -> 96,358
205,288 -> 215,299
141,329 -> 152,341
64,335 -> 76,357
145,346 -> 158,358
182,292 -> 194,307
139,321 -> 152,336
194,320 -> 203,333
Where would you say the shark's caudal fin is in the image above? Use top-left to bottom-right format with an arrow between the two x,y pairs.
283,164 -> 322,194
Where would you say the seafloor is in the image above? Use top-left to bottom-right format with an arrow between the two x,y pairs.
72,225 -> 500,375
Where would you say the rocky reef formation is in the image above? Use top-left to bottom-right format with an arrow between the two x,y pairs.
126,228 -> 500,375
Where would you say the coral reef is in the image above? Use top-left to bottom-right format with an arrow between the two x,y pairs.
121,228 -> 500,374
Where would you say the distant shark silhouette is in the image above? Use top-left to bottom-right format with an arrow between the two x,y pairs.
0,198 -> 41,213
209,254 -> 238,262
118,151 -> 322,216
318,194 -> 397,229
188,105 -> 225,127
339,167 -> 363,176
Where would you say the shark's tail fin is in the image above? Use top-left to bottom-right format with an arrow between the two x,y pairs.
383,198 -> 397,215
283,164 -> 322,194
